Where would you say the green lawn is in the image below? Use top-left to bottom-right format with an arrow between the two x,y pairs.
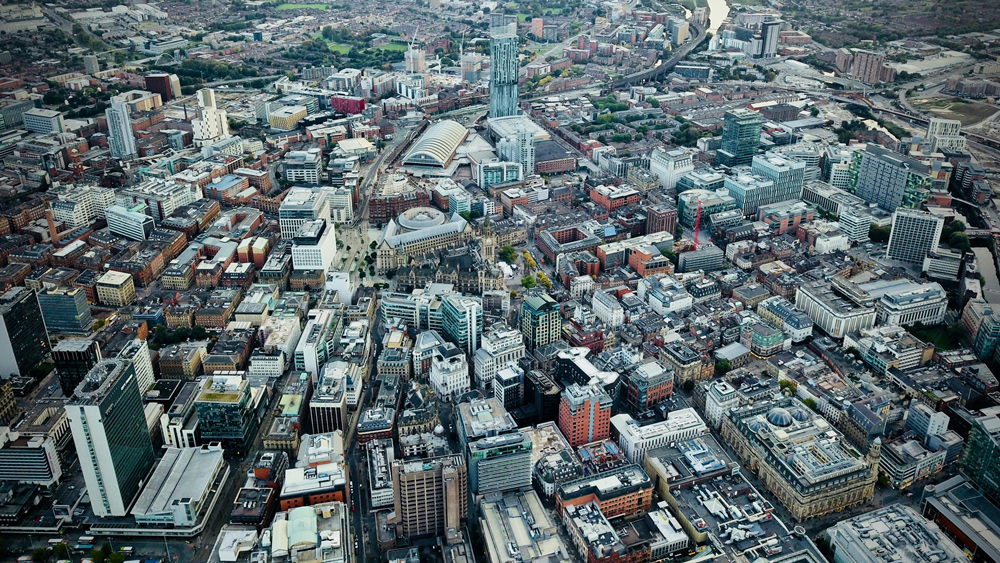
517,13 -> 531,21
377,42 -> 408,51
328,43 -> 351,53
910,325 -> 964,351
275,2 -> 329,9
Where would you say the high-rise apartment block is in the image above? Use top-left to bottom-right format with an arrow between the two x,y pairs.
192,88 -> 230,147
852,145 -> 932,212
558,383 -> 613,447
66,359 -> 156,516
106,93 -> 138,160
489,23 -> 520,118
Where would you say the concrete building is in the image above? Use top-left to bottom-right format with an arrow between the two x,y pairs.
131,445 -> 226,526
473,326 -> 525,391
430,343 -> 469,399
557,464 -> 653,519
562,501 -> 626,563
906,401 -> 949,443
96,270 -> 136,307
66,359 -> 156,516
610,410 -> 709,463
468,431 -> 532,495
279,187 -> 331,239
887,209 -> 944,265
720,396 -> 879,521
480,490 -> 570,563
21,108 -> 64,134
853,145 -> 932,212
106,204 -> 155,241
757,295 -> 814,342
919,476 -> 1000,563
521,293 -> 561,351
291,219 -> 337,273
0,427 -> 62,486
795,277 -> 878,338
827,505 -> 967,563
38,286 -> 92,334
284,149 -> 323,185
192,88 -> 231,147
649,147 -> 694,191
388,454 -> 468,540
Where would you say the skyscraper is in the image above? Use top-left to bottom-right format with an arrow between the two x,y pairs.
0,287 -> 50,378
105,94 -> 137,160
37,286 -> 93,333
489,23 -> 519,118
717,108 -> 763,167
51,339 -> 102,396
558,383 -> 613,447
442,295 -> 483,356
66,359 -> 156,516
852,145 -> 932,212
520,293 -> 561,352
959,406 -> 1000,507
389,455 -> 468,539
649,147 -> 695,191
886,208 -> 943,265
192,88 -> 231,147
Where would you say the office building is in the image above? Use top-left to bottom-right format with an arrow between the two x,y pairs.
562,502 -> 626,563
284,149 -> 323,185
920,476 -> 1000,563
717,108 -> 763,167
389,455 -> 468,539
144,72 -> 181,102
827,506 -> 967,563
489,23 -> 520,118
873,280 -> 948,326
118,338 -> 155,393
468,431 -> 532,495
887,209 -> 944,265
556,464 -> 654,519
96,270 -> 136,307
291,219 -> 337,272
480,490 -> 570,563
757,295 -> 814,343
720,396 -> 879,521
106,204 -> 155,241
131,445 -> 226,527
677,244 -> 725,272
611,410 -> 708,463
853,145 -> 933,212
21,108 -> 64,134
959,405 -> 1000,506
649,147 -> 695,191
279,187 -> 331,239
840,206 -> 872,243
558,383 -> 612,447
620,361 -> 674,416
430,343 -> 470,399
457,397 -> 518,448
659,342 -> 704,384
52,339 -> 102,396
192,88 -> 230,147
0,427 -> 62,486
66,359 -> 156,516
520,293 -> 561,352
441,294 -> 483,356
117,179 -> 203,223
106,93 -> 138,160
194,375 -> 259,457
493,365 -> 523,413
478,160 -> 523,190
37,286 -> 92,333
795,277 -> 878,338
906,401 -> 949,443
0,287 -> 50,377
744,153 -> 807,212
473,326 -> 526,390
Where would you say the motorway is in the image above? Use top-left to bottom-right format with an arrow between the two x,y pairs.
612,20 -> 706,87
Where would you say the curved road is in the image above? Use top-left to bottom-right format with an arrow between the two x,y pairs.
612,20 -> 706,87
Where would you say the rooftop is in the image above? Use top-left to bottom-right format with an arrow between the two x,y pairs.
828,505 -> 967,563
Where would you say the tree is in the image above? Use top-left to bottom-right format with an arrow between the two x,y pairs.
499,244 -> 518,263
810,107 -> 820,117
647,97 -> 660,108
322,26 -> 335,40
803,397 -> 819,411
949,231 -> 971,252
107,554 -> 127,563
369,241 -> 377,250
779,379 -> 797,391
102,543 -> 113,557
869,224 -> 891,243
90,549 -> 106,563
31,548 -> 49,562
358,271 -> 366,280
715,359 -> 732,376
683,380 -> 695,392
53,543 -> 70,559
521,275 -> 536,289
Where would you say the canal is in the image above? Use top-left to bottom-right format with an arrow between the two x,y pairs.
973,246 -> 1000,302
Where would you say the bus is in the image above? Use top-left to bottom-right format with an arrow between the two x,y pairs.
120,546 -> 134,555
74,545 -> 94,552
47,538 -> 65,546
78,536 -> 95,545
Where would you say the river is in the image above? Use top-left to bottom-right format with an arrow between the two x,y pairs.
973,247 -> 1000,301
705,0 -> 730,36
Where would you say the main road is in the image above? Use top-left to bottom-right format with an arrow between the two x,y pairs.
612,20 -> 706,87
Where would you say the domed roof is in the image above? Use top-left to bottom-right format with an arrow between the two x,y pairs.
790,407 -> 811,422
766,407 -> 794,427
